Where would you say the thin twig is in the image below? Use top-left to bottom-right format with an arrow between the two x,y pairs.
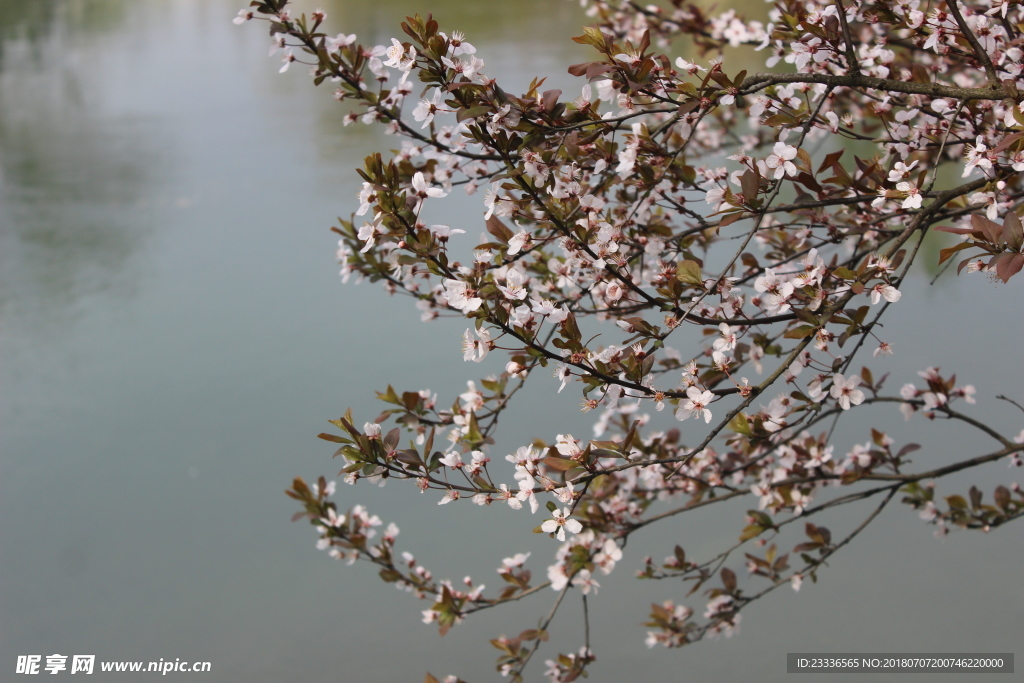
944,0 -> 1001,86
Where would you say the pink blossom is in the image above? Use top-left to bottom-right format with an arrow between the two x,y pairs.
829,374 -> 865,410
869,283 -> 902,304
764,142 -> 798,179
507,229 -> 531,255
541,507 -> 583,541
571,569 -> 600,594
677,386 -> 715,423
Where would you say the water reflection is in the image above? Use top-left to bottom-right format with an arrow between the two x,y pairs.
0,0 -> 126,65
0,0 -> 160,330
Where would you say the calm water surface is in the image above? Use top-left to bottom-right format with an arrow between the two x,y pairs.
1,1 -> 1021,681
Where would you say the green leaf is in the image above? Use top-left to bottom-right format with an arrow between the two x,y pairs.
783,324 -> 817,339
748,510 -> 774,527
945,494 -> 967,509
764,112 -> 798,127
727,412 -> 752,436
379,568 -> 403,582
317,433 -> 350,443
572,26 -> 608,48
328,416 -> 362,439
337,445 -> 366,463
676,259 -> 703,285
456,105 -> 492,122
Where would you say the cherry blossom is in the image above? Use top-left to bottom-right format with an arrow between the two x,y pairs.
443,30 -> 475,57
829,374 -> 865,410
571,569 -> 600,594
412,90 -> 445,129
762,142 -> 798,180
461,327 -> 492,362
677,387 -> 715,423
541,507 -> 583,542
874,341 -> 894,357
507,229 -> 531,256
897,182 -> 923,209
383,38 -> 415,71
869,284 -> 902,305
410,171 -> 447,210
254,1 -> 1024,676
443,279 -> 482,313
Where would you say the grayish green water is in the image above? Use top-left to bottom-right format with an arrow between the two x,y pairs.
1,1 -> 1020,681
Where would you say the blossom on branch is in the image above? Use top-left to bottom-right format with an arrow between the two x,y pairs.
255,0 -> 1024,676
829,374 -> 865,410
677,387 -> 715,423
541,507 -> 583,541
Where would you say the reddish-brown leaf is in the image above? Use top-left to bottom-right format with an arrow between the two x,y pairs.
994,252 -> 1024,282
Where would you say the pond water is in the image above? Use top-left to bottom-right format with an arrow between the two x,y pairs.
1,1 -> 1021,681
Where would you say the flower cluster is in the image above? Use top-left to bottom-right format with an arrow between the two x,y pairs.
242,0 -> 1024,679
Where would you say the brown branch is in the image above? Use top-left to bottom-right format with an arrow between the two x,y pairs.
834,0 -> 861,76
944,0 -> 1000,86
739,72 -> 1007,100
